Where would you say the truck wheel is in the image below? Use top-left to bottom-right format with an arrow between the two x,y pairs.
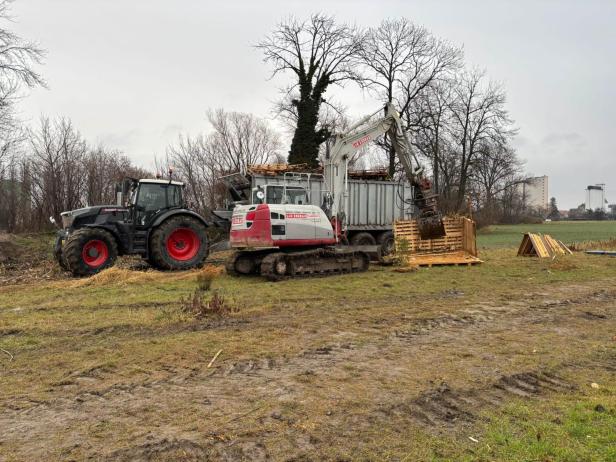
150,216 -> 208,270
64,228 -> 118,277
377,231 -> 395,256
350,232 -> 376,246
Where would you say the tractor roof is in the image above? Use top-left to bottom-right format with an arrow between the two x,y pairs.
139,179 -> 184,186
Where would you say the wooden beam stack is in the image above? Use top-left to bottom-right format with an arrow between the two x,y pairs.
517,233 -> 573,258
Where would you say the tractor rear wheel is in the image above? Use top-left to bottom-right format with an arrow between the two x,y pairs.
149,216 -> 208,270
64,228 -> 118,276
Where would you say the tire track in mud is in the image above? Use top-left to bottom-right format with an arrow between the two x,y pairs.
392,287 -> 616,341
387,370 -> 576,427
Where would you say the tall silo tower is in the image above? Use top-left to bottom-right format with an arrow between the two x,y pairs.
585,184 -> 606,211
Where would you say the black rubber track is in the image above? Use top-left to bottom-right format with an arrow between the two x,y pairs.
64,228 -> 118,277
149,216 -> 208,270
260,248 -> 370,282
225,251 -> 268,276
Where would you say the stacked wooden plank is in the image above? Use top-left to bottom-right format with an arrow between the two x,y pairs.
247,164 -> 390,180
348,168 -> 389,180
517,233 -> 573,257
394,216 -> 482,267
248,163 -> 316,176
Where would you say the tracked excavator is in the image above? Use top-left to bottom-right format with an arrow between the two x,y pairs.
226,103 -> 445,281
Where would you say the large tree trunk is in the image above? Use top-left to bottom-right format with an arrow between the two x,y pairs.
288,96 -> 322,166
288,77 -> 329,167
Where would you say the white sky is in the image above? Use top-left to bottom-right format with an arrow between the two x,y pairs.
10,0 -> 616,209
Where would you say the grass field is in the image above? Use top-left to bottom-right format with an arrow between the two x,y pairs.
1,231 -> 615,460
477,220 -> 616,249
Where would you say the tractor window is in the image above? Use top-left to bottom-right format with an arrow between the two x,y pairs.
168,186 -> 182,208
137,184 -> 168,211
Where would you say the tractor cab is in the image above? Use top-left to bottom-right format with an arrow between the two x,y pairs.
121,179 -> 185,227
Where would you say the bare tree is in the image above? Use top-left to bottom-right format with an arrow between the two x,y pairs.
472,141 -> 524,223
410,80 -> 456,197
447,69 -> 516,211
27,117 -> 88,225
85,147 -> 149,205
358,18 -> 462,175
206,109 -> 282,172
165,109 -> 282,212
257,14 -> 363,166
164,134 -> 221,214
0,1 -> 45,89
0,0 -> 45,229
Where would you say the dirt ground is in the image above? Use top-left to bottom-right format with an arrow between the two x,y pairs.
0,242 -> 614,461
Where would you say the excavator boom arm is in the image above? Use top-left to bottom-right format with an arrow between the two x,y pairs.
325,103 -> 446,240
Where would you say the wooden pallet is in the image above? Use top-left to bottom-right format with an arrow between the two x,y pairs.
394,216 -> 480,268
405,251 -> 483,267
394,216 -> 477,256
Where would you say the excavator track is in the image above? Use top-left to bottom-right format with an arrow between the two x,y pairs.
259,248 -> 370,282
225,250 -> 269,276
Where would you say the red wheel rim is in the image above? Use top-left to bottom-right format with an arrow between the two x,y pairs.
82,239 -> 109,268
166,228 -> 200,261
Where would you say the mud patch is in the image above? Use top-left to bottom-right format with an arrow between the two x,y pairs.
104,438 -> 209,462
580,310 -> 608,320
394,312 -> 492,339
223,357 -> 279,376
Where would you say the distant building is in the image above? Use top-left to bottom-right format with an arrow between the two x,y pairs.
585,184 -> 606,212
519,175 -> 549,211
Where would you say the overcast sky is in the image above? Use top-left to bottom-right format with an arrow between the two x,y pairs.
10,0 -> 616,208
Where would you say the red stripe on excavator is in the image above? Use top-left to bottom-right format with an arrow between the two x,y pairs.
273,238 -> 337,247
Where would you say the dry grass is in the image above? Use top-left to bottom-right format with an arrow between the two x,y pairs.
60,266 -> 200,288
569,237 -> 616,251
180,290 -> 239,319
195,264 -> 224,291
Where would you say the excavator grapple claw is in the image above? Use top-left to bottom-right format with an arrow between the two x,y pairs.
417,214 -> 446,240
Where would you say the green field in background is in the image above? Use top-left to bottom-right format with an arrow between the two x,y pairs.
477,221 -> 616,249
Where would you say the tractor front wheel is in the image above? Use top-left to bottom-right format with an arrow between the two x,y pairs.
64,228 -> 118,277
53,234 -> 69,271
149,216 -> 208,270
